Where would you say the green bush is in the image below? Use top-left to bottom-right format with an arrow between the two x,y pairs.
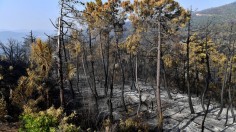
19,106 -> 82,132
19,113 -> 57,132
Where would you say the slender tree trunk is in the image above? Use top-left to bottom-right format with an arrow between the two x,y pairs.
116,35 -> 127,112
62,32 -> 75,99
175,67 -> 181,90
228,86 -> 235,123
195,69 -> 200,97
57,7 -> 65,107
82,53 -> 98,112
120,60 -> 127,112
228,62 -> 235,123
144,55 -> 148,84
229,26 -> 235,123
216,62 -> 228,119
88,30 -> 98,98
156,17 -> 163,131
136,55 -> 142,115
231,86 -> 235,122
105,34 -> 110,95
201,97 -> 211,132
82,53 -> 92,92
182,62 -> 186,93
130,53 -> 136,90
108,57 -> 116,122
225,104 -> 230,126
186,19 -> 195,114
100,32 -> 108,96
76,54 -> 80,93
201,33 -> 211,112
161,58 -> 172,99
46,89 -> 50,108
163,66 -> 172,99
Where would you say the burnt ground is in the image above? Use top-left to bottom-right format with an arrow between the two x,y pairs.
0,122 -> 19,132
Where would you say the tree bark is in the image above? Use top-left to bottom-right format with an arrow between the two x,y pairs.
156,16 -> 163,131
57,2 -> 65,107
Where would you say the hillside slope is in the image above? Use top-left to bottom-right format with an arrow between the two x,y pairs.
193,1 -> 236,24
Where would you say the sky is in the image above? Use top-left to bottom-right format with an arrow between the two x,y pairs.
0,0 -> 235,31
0,0 -> 59,31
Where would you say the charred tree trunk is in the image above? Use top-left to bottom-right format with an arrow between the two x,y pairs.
201,97 -> 211,132
82,52 -> 99,112
108,54 -> 117,122
105,33 -> 110,96
57,3 -> 65,107
175,67 -> 181,90
62,29 -> 75,99
76,54 -> 80,93
186,17 -> 195,114
201,31 -> 211,112
136,55 -> 142,115
88,30 -> 98,98
116,35 -> 127,112
100,31 -> 108,96
227,62 -> 235,123
156,16 -> 163,131
129,53 -> 136,90
216,62 -> 229,119
225,104 -> 230,126
161,58 -> 172,99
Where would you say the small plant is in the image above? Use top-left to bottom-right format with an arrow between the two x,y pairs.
119,117 -> 149,132
102,119 -> 112,131
0,95 -> 7,121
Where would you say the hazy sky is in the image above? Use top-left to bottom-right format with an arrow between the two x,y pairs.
0,0 -> 235,31
0,0 -> 59,31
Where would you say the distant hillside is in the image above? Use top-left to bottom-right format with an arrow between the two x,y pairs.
0,30 -> 54,43
193,1 -> 236,24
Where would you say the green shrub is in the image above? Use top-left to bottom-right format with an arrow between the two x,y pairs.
19,106 -> 82,132
19,113 -> 57,132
